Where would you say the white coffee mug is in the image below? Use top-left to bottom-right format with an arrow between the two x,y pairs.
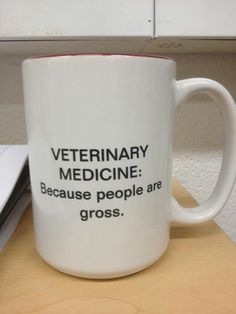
22,54 -> 236,279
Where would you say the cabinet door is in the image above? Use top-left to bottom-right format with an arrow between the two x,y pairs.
155,0 -> 236,38
0,0 -> 154,39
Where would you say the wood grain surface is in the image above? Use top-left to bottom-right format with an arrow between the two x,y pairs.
1,179 -> 236,314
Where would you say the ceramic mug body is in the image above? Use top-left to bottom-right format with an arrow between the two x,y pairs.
23,54 -> 175,278
22,54 -> 236,278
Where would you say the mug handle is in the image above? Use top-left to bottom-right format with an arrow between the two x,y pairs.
171,78 -> 236,224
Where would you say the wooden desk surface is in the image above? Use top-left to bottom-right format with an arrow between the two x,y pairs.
1,180 -> 236,314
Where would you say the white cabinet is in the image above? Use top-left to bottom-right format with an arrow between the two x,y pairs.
0,1 -> 236,54
155,0 -> 236,38
0,0 -> 153,39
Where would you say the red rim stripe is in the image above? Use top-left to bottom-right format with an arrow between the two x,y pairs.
27,52 -> 173,61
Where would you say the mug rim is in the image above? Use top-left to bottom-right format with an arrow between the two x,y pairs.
25,52 -> 173,62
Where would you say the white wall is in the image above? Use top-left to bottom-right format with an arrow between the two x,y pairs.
0,53 -> 235,240
0,56 -> 25,143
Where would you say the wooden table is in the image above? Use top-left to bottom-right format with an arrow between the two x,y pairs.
1,180 -> 236,314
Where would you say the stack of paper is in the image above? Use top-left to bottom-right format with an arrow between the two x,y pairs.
0,145 -> 31,250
